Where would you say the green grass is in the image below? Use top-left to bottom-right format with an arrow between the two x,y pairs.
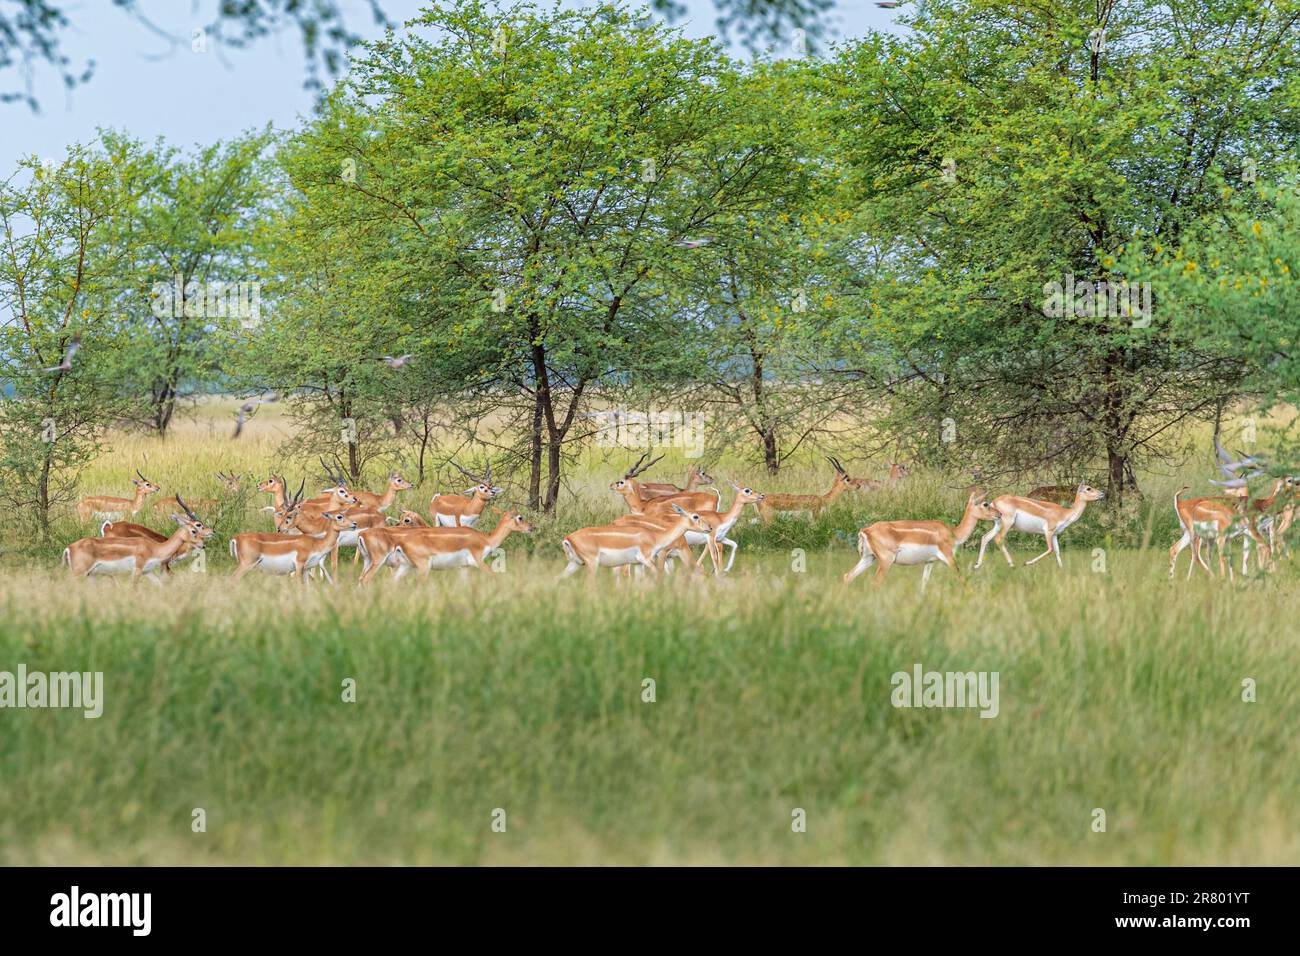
2,548 -> 1298,865
2,402 -> 1298,864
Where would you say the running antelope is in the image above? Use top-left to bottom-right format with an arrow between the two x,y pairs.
75,470 -> 160,523
975,483 -> 1105,569
754,457 -> 855,523
353,511 -> 431,579
561,504 -> 712,578
98,520 -> 201,572
844,491 -> 999,590
614,483 -> 763,573
382,508 -> 533,581
230,510 -> 357,583
1170,486 -> 1270,579
65,496 -> 212,583
430,460 -> 500,526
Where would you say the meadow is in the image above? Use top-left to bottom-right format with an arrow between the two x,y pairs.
1,403 -> 1298,865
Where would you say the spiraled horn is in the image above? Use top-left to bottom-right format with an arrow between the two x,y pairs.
176,494 -> 200,522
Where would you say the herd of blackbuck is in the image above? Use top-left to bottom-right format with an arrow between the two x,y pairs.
58,442 -> 1299,588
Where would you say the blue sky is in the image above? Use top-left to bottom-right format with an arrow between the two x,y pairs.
3,1 -> 898,172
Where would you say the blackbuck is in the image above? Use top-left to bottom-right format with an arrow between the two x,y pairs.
353,512 -> 431,579
755,457 -> 855,523
611,454 -> 721,515
614,483 -> 763,573
1169,486 -> 1272,579
561,504 -> 713,578
844,491 -> 999,590
1025,484 -> 1082,506
637,462 -> 716,499
850,461 -> 910,492
65,496 -> 212,583
301,458 -> 362,513
379,509 -> 533,581
98,520 -> 201,572
230,510 -> 357,583
76,470 -> 160,523
430,460 -> 500,526
154,470 -> 243,513
975,484 -> 1105,569
346,469 -> 413,512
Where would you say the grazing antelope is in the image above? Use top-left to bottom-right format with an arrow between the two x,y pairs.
430,460 -> 500,526
382,508 -> 533,581
75,470 -> 160,523
612,454 -> 721,515
754,457 -> 855,523
844,491 -> 999,590
65,496 -> 212,583
230,510 -> 357,584
347,469 -> 413,511
637,462 -> 716,499
975,483 -> 1105,569
850,461 -> 910,492
561,504 -> 712,578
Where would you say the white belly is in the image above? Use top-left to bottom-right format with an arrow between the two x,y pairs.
596,546 -> 642,567
434,513 -> 477,528
88,556 -> 137,576
1011,512 -> 1049,534
425,548 -> 472,570
336,529 -> 360,548
93,510 -> 125,521
256,553 -> 301,575
894,543 -> 940,566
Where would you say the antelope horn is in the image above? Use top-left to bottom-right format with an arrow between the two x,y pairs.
450,460 -> 484,483
176,495 -> 200,522
136,468 -> 147,481
623,453 -> 648,479
484,459 -> 491,483
626,453 -> 663,478
294,477 -> 306,506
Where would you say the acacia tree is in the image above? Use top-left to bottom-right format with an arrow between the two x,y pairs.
828,0 -> 1300,502
0,146 -> 147,536
277,0 -> 819,511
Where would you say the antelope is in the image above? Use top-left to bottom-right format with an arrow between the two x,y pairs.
75,470 -> 160,523
65,496 -> 212,583
230,510 -> 358,584
353,512 -> 433,580
1025,484 -> 1081,506
754,457 -> 855,523
614,483 -> 763,573
98,520 -> 201,572
382,508 -> 533,581
300,458 -> 363,512
637,462 -> 716,499
612,454 -> 721,515
974,483 -> 1105,569
1171,485 -> 1274,579
259,474 -> 288,508
430,460 -> 500,526
850,461 -> 910,492
154,471 -> 243,513
844,491 -> 999,590
347,469 -> 413,512
561,504 -> 712,578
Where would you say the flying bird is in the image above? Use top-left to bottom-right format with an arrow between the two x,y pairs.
233,392 -> 279,439
43,334 -> 81,373
673,237 -> 713,249
381,354 -> 414,369
876,1 -> 901,7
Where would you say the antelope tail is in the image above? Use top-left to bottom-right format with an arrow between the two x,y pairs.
62,548 -> 71,568
1173,485 -> 1190,531
858,531 -> 868,556
561,538 -> 581,565
229,540 -> 239,561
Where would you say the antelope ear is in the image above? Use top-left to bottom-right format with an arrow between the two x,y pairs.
170,513 -> 185,524
671,503 -> 687,515
260,506 -> 275,512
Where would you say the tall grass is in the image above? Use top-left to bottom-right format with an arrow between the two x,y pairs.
1,402 -> 1297,864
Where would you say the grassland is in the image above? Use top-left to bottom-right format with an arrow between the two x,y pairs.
1,402 -> 1298,865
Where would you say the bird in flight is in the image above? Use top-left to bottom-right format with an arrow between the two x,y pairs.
673,237 -> 713,249
233,392 -> 279,438
43,334 -> 81,373
876,2 -> 901,8
381,354 -> 414,369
